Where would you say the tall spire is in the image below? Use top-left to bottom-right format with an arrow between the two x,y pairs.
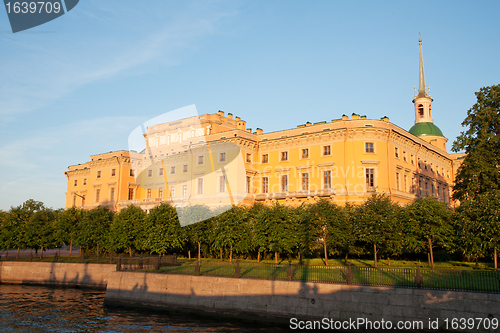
418,33 -> 426,97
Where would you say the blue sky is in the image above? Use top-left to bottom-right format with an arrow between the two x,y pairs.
1,0 -> 499,210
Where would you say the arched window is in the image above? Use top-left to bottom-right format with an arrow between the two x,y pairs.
418,104 -> 424,117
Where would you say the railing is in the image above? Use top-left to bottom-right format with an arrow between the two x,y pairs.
2,252 -> 499,293
115,259 -> 500,294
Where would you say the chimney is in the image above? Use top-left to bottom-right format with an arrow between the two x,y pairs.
342,114 -> 349,121
227,113 -> 233,120
256,128 -> 263,135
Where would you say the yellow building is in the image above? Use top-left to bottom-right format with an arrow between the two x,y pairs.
65,39 -> 463,211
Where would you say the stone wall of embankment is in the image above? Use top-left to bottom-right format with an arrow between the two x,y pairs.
0,261 -> 115,289
105,271 -> 500,332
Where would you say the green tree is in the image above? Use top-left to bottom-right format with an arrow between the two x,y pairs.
56,207 -> 85,258
211,206 -> 251,262
25,207 -> 58,257
78,205 -> 114,257
452,84 -> 500,202
403,197 -> 454,269
109,205 -> 147,257
8,199 -> 45,258
253,203 -> 298,264
307,199 -> 349,265
455,191 -> 500,269
144,203 -> 183,255
180,205 -> 215,261
355,194 -> 403,267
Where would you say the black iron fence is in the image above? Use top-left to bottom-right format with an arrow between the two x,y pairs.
115,258 -> 500,294
2,252 -> 500,293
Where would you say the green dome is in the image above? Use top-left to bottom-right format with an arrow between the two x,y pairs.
409,122 -> 444,137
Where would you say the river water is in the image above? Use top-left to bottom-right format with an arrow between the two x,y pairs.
0,284 -> 291,332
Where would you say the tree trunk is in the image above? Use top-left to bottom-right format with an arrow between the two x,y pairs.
345,253 -> 348,265
323,240 -> 328,266
220,247 -> 223,261
374,244 -> 377,268
275,251 -> 278,264
495,248 -> 497,271
298,251 -> 301,264
58,248 -> 61,256
428,252 -> 431,267
197,241 -> 201,262
129,247 -> 132,257
475,256 -> 479,269
388,257 -> 391,266
188,250 -> 191,260
40,246 -> 44,259
257,251 -> 260,262
16,247 -> 20,260
230,244 -> 233,263
428,238 -> 434,269
69,240 -> 73,259
97,243 -> 100,260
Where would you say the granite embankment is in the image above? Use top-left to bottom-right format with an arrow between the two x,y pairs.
1,262 -> 499,332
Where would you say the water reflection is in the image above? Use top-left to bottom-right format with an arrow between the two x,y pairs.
0,285 -> 289,332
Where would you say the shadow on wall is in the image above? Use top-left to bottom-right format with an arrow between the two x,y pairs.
104,272 -> 500,332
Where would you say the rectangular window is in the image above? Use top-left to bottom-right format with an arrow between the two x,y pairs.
262,177 -> 269,193
281,151 -> 288,161
158,188 -> 163,198
302,173 -> 309,191
110,188 -> 115,201
219,152 -> 226,163
111,169 -> 116,177
147,169 -> 152,177
95,189 -> 100,203
419,178 -> 423,196
74,179 -> 77,187
198,178 -> 203,194
366,168 -> 375,188
97,171 -> 101,178
324,171 -> 331,189
73,195 -> 76,206
183,164 -> 188,173
437,185 -> 440,199
396,172 -> 400,190
220,175 -> 226,192
425,181 -> 429,196
81,195 -> 85,207
83,178 -> 87,186
323,146 -> 331,156
128,188 -> 134,200
159,168 -> 164,176
262,154 -> 269,163
404,175 -> 408,192
246,153 -> 252,163
281,175 -> 288,192
130,169 -> 134,177
147,188 -> 151,199
183,185 -> 188,197
170,186 -> 175,198
424,161 -> 428,170
365,142 -> 374,153
246,176 -> 251,193
403,151 -> 407,162
198,155 -> 204,165
395,147 -> 399,158
302,148 -> 309,159
411,155 -> 415,165
171,166 -> 176,174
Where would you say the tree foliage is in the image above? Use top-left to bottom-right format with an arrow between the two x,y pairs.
455,192 -> 500,264
452,84 -> 500,201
